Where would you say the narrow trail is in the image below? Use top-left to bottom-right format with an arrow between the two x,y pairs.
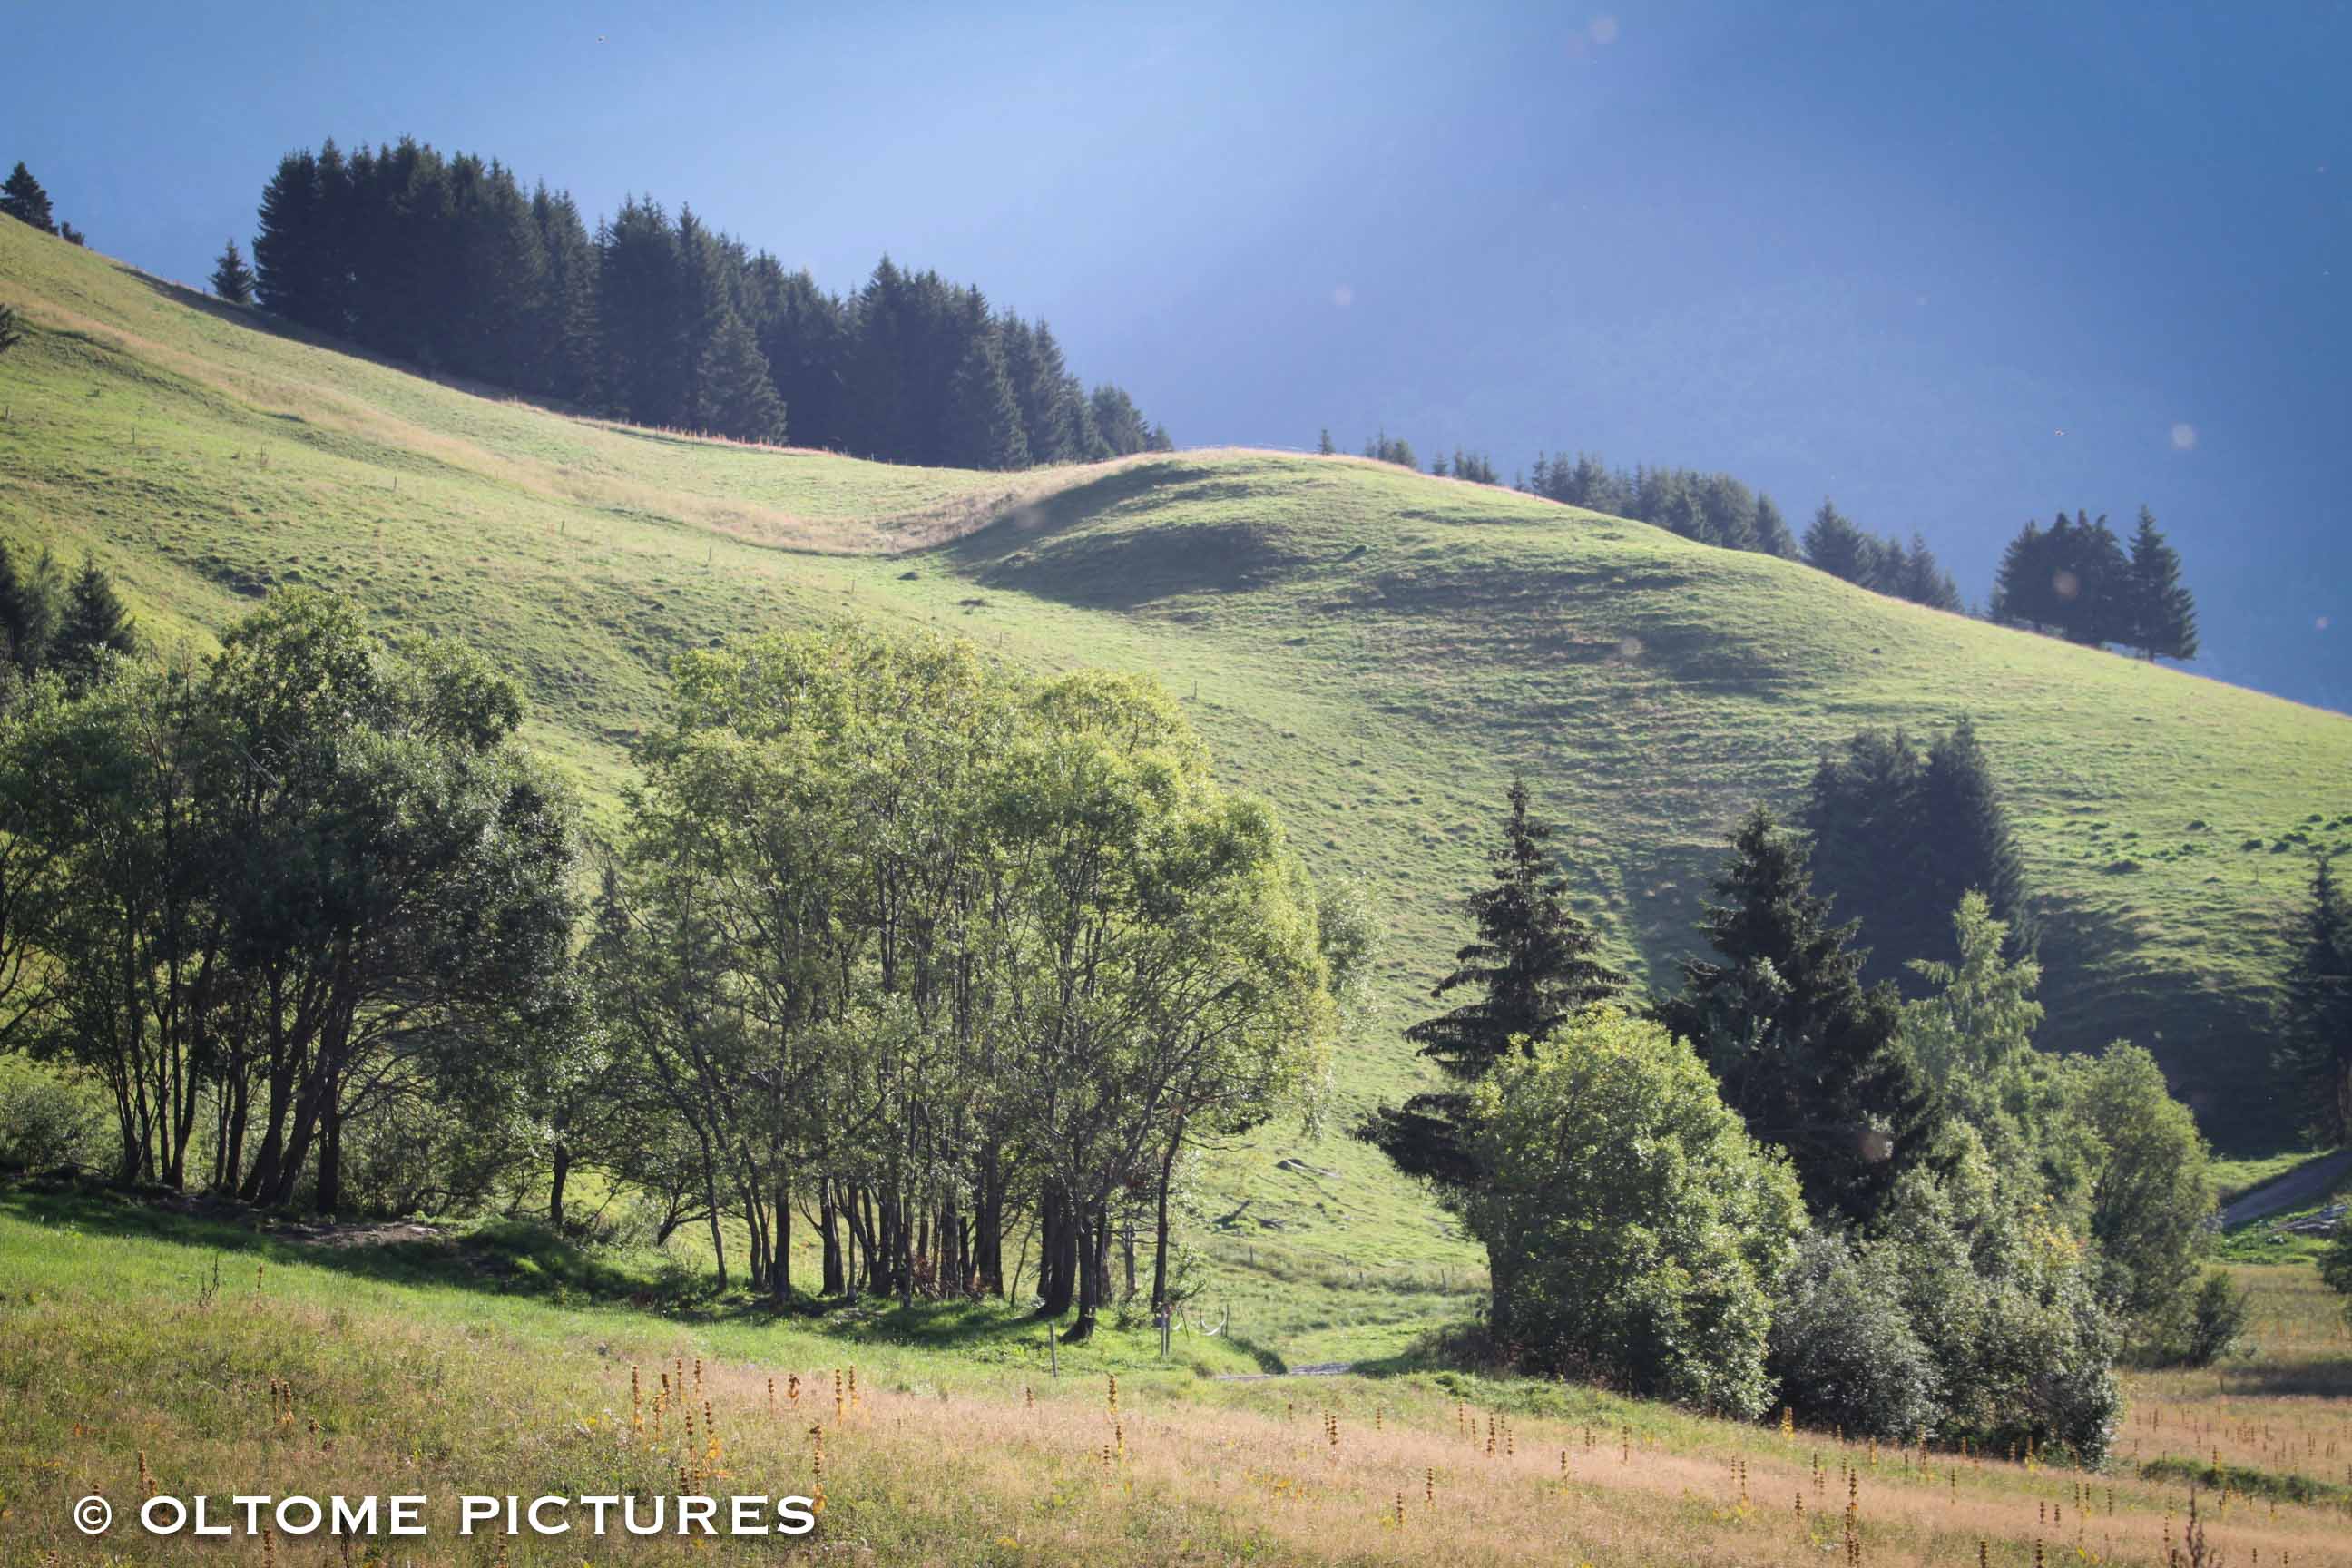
1216,1363 -> 1357,1382
2219,1149 -> 2352,1229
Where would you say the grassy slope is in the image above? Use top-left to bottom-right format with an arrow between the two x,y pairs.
5,220 -> 2352,1351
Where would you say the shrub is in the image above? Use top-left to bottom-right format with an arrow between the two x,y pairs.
0,1066 -> 107,1172
1768,1231 -> 1940,1440
1461,1006 -> 1804,1417
2168,1270 -> 2252,1367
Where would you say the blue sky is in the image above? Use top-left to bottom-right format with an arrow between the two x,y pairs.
9,0 -> 2347,708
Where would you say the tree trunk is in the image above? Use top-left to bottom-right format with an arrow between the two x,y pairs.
548,1142 -> 573,1228
1151,1119 -> 1185,1312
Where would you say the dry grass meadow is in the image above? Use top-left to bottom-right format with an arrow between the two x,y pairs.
5,1190 -> 2348,1567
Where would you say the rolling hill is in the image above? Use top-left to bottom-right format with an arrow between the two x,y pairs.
4,217 -> 2348,1333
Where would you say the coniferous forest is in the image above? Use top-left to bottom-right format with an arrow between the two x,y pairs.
250,138 -> 1172,466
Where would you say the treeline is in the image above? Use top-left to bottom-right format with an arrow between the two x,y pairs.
1342,429 -> 2210,642
247,137 -> 1171,465
1992,507 -> 2198,660
0,596 -> 1357,1342
1363,746 -> 2242,1459
1,161 -> 87,246
1348,434 -> 1975,614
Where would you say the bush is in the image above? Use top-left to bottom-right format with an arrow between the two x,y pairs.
1461,1006 -> 1805,1417
2168,1270 -> 2252,1367
1874,1142 -> 2122,1463
1768,1231 -> 1940,1440
0,1066 -> 107,1172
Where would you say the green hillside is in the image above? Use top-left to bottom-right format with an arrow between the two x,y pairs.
4,218 -> 2347,1335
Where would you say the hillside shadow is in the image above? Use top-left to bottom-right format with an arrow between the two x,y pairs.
945,461 -> 1326,610
0,1179 -> 1285,1371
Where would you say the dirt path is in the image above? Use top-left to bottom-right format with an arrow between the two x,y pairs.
2220,1149 -> 2352,1229
1216,1362 -> 1356,1382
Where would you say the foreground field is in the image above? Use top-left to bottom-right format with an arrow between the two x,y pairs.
3,1189 -> 2349,1566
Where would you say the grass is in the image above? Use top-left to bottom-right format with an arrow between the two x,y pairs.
5,1188 -> 2352,1565
5,216 -> 2352,1364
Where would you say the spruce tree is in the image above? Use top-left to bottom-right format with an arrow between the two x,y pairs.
1661,805 -> 1934,1221
694,307 -> 786,444
2277,855 -> 2352,1145
211,238 -> 257,304
49,554 -> 136,688
2126,506 -> 2198,661
1,162 -> 56,233
0,303 -> 23,358
1753,495 -> 1797,558
1360,778 -> 1626,1187
1317,427 -> 1336,455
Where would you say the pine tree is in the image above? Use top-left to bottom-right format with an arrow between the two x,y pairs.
2276,855 -> 2352,1145
1753,495 -> 1797,557
2125,506 -> 2199,661
1661,805 -> 1934,1221
0,162 -> 56,233
694,308 -> 786,443
210,238 -> 257,304
1317,427 -> 1335,455
1360,778 -> 1627,1187
57,221 -> 84,247
49,554 -> 137,689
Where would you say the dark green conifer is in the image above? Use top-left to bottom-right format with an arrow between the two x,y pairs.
1,162 -> 56,233
49,554 -> 137,689
1661,805 -> 1933,1221
694,308 -> 786,444
1359,779 -> 1626,1188
946,329 -> 1031,470
1802,499 -> 1874,585
211,238 -> 256,304
0,544 -> 61,674
2126,506 -> 2199,661
2276,855 -> 2352,1145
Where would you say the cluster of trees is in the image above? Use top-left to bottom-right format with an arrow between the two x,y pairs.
2,162 -> 85,246
0,593 -> 578,1210
1526,454 -> 1966,613
1324,429 -> 1503,485
1799,500 -> 1963,611
245,137 -> 1171,465
0,598 -> 1357,1344
1527,453 -> 1801,559
1991,508 -> 2198,660
1365,767 -> 2233,1458
572,625 -> 1354,1336
1803,719 -> 2037,992
0,544 -> 139,691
